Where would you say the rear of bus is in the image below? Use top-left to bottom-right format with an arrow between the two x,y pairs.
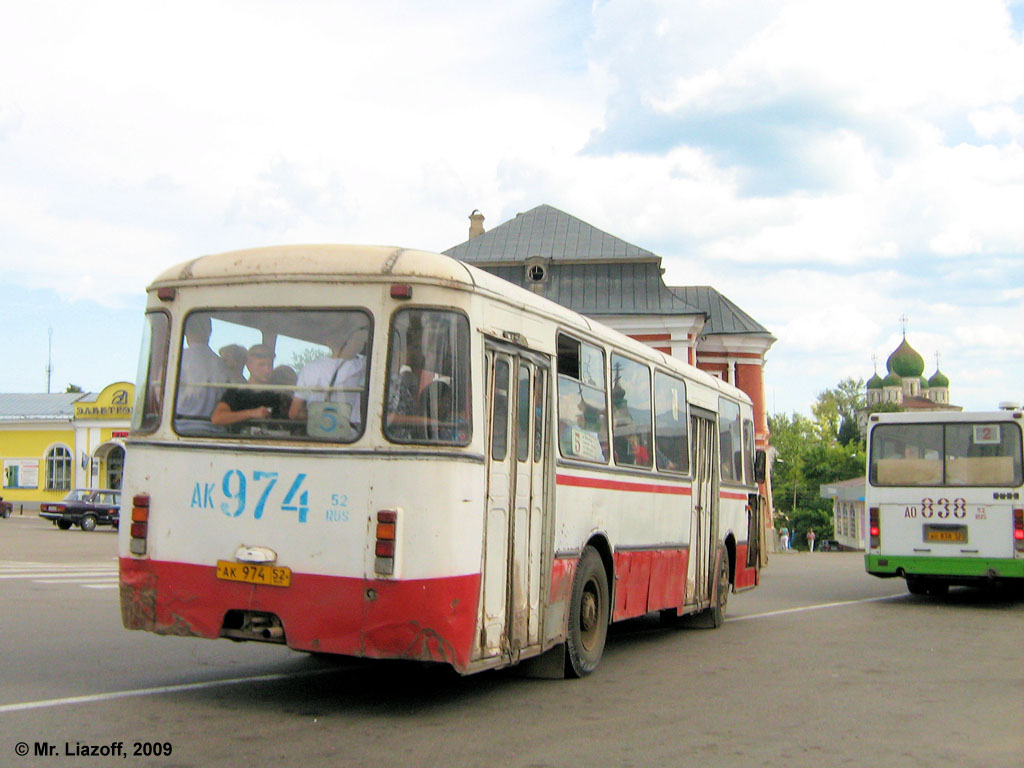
119,246 -> 485,671
864,409 -> 1024,594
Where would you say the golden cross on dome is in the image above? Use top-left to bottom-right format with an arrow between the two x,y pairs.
898,314 -> 909,336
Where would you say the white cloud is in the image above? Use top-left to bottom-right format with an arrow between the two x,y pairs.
0,0 -> 1022,414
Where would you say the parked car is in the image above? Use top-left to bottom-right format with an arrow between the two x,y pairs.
818,539 -> 843,552
39,489 -> 120,531
0,496 -> 11,518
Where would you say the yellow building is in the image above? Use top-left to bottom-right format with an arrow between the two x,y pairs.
0,382 -> 133,507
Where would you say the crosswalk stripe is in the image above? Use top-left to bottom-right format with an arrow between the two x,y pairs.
0,571 -> 115,579
1,560 -> 119,589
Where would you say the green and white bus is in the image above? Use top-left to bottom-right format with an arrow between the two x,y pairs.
865,406 -> 1024,595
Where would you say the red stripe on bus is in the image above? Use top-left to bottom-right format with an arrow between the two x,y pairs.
557,474 -> 692,496
720,491 -> 749,500
120,557 -> 481,672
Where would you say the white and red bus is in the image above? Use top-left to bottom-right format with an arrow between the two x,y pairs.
120,244 -> 766,677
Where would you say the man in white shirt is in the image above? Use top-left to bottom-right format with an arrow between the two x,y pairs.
177,315 -> 228,419
289,327 -> 368,429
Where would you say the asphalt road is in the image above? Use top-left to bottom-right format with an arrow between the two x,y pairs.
1,514 -> 1021,768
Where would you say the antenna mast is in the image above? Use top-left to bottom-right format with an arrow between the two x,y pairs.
46,327 -> 53,393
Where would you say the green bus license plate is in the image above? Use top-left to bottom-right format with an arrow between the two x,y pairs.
924,525 -> 967,544
216,560 -> 292,587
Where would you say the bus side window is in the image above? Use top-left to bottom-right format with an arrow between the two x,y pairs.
742,418 -> 755,485
611,354 -> 653,468
719,398 -> 742,483
556,333 -> 608,463
654,372 -> 689,474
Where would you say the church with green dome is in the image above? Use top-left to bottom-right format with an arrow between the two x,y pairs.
866,333 -> 959,411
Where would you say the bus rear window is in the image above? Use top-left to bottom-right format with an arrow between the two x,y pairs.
173,309 -> 371,442
871,422 -> 1023,487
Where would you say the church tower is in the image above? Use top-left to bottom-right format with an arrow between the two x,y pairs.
866,323 -> 959,411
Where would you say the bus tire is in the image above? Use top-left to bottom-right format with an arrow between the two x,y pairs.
907,577 -> 948,596
565,546 -> 609,678
906,576 -> 928,595
693,548 -> 730,629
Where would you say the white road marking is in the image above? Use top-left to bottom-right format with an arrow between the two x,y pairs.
0,560 -> 118,589
0,668 -> 341,715
727,593 -> 905,622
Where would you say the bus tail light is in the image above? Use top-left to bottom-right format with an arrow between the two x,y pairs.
1014,509 -> 1024,552
129,494 -> 150,556
375,509 -> 398,576
869,507 -> 880,549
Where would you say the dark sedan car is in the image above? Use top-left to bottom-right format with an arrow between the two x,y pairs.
39,489 -> 120,531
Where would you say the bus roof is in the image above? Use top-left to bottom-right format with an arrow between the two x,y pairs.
151,245 -> 475,286
151,244 -> 750,406
869,408 -> 1023,425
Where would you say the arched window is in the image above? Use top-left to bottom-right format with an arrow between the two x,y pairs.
106,445 -> 125,490
45,445 -> 72,491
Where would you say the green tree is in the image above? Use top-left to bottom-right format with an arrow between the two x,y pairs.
290,347 -> 326,375
65,383 -> 83,393
811,377 -> 865,443
770,378 -> 869,548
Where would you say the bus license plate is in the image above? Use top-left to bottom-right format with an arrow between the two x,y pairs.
216,560 -> 292,587
923,525 -> 967,544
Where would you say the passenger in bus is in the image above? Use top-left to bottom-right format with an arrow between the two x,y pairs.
288,327 -> 368,427
270,365 -> 297,386
210,345 -> 290,426
270,365 -> 298,419
387,346 -> 425,417
419,379 -> 455,439
219,344 -> 248,384
177,315 -> 229,419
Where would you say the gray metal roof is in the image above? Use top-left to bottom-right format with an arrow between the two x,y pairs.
486,263 -> 705,317
0,393 -> 83,421
444,204 -> 660,264
671,286 -> 773,336
445,203 -> 772,339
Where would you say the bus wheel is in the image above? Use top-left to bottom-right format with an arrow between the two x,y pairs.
907,577 -> 948,597
906,577 -> 928,595
565,546 -> 609,678
693,549 -> 730,629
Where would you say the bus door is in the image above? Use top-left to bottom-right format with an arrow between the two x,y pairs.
480,343 -> 550,662
688,412 -> 720,606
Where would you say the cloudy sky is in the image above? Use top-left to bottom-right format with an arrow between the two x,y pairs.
2,0 -> 1022,416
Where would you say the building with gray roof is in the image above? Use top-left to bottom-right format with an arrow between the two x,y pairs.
445,204 -> 775,448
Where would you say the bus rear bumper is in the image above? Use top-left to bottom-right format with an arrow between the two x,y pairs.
119,557 -> 481,671
865,554 -> 1024,582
